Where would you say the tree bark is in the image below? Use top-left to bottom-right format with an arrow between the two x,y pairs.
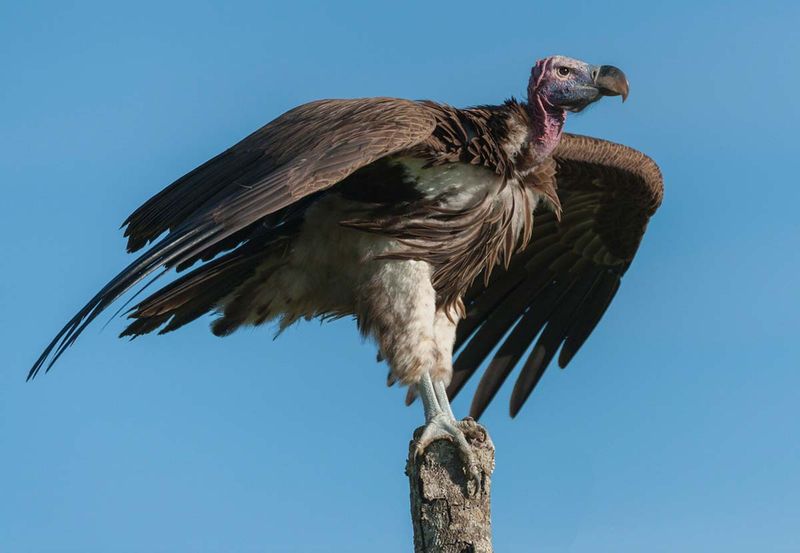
406,419 -> 495,553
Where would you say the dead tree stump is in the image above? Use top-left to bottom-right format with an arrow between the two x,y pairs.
406,419 -> 495,553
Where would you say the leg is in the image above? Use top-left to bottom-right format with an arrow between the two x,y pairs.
431,307 -> 458,419
401,307 -> 460,406
357,259 -> 442,386
357,260 -> 478,485
417,372 -> 441,421
434,379 -> 456,421
416,372 -> 480,487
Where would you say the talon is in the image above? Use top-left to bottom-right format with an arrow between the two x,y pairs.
415,413 -> 482,492
414,374 -> 483,492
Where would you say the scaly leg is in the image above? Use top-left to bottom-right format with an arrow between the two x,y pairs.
415,372 -> 481,487
434,379 -> 456,421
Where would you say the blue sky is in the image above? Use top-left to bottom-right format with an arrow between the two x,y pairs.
2,1 -> 799,551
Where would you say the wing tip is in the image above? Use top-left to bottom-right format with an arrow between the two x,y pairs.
26,321 -> 80,381
27,345 -> 60,381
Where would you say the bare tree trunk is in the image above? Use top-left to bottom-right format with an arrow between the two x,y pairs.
406,419 -> 495,553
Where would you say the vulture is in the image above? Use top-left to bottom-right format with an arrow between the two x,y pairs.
29,55 -> 663,483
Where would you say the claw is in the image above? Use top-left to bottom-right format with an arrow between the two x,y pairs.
415,414 -> 483,494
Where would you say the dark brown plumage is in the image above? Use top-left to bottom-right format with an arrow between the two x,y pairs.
29,58 -> 662,422
448,134 -> 663,417
30,98 -> 440,376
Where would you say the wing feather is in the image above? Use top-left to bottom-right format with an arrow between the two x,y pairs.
29,98 -> 437,378
449,133 -> 663,418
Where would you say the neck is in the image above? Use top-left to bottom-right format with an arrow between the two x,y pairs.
524,92 -> 566,165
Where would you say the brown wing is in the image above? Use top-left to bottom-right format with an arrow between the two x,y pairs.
447,133 -> 664,419
29,98 -> 437,378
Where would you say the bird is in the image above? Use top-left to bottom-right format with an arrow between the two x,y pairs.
29,55 -> 663,483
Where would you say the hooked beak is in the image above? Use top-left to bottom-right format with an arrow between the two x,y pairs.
593,65 -> 629,102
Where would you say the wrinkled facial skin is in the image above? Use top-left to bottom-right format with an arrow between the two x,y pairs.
530,56 -> 629,112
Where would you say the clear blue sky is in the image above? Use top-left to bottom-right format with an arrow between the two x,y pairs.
2,1 -> 798,551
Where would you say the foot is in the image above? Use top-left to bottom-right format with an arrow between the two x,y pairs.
414,412 -> 482,491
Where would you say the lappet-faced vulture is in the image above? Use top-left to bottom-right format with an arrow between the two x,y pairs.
29,55 -> 663,482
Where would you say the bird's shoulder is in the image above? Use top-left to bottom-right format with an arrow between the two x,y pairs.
395,99 -> 531,178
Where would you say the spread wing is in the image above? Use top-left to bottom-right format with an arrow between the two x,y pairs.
447,133 -> 664,419
29,98 -> 437,379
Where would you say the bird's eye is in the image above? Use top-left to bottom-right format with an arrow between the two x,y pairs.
557,67 -> 571,77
